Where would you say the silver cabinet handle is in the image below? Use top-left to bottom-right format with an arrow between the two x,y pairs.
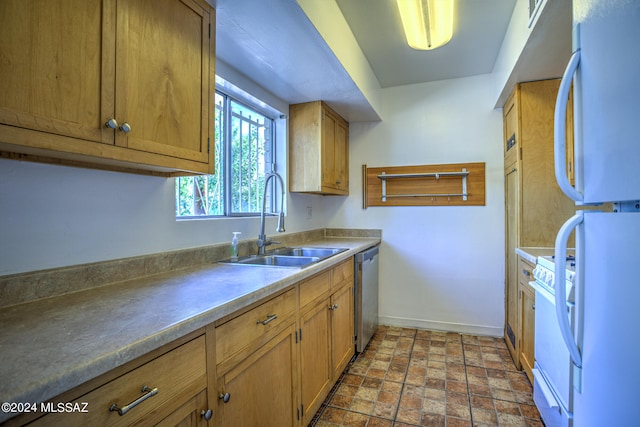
201,409 -> 213,420
219,392 -> 230,403
119,122 -> 132,133
522,269 -> 531,277
329,304 -> 339,311
109,385 -> 158,416
256,313 -> 278,325
105,118 -> 118,129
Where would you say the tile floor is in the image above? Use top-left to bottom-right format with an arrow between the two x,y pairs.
310,326 -> 543,427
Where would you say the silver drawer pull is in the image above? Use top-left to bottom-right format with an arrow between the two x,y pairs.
256,313 -> 278,325
109,385 -> 158,416
522,269 -> 531,277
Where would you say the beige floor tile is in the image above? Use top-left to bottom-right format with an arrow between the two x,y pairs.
309,326 -> 541,427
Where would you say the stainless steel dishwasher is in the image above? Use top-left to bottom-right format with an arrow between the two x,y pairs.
354,245 -> 379,353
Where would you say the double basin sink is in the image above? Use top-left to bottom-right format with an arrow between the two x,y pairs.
220,246 -> 348,268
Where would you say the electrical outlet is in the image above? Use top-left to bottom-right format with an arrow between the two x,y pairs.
306,206 -> 312,220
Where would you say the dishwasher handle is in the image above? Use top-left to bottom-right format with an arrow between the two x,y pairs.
356,245 -> 379,263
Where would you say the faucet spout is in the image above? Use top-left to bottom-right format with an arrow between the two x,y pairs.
257,172 -> 286,254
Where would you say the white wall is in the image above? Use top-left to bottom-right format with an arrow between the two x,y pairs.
323,73 -> 505,336
0,125 -> 334,276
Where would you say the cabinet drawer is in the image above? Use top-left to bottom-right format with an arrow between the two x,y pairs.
31,336 -> 207,427
216,288 -> 296,364
299,271 -> 331,310
332,258 -> 354,289
518,257 -> 535,285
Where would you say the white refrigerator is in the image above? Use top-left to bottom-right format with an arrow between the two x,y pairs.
550,1 -> 640,426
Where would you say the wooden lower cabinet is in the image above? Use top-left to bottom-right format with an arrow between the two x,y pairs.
504,161 -> 520,368
155,389 -> 209,427
8,257 -> 358,427
330,282 -> 354,380
21,334 -> 210,427
518,257 -> 536,383
300,299 -> 332,425
298,258 -> 355,425
214,257 -> 355,427
215,325 -> 299,427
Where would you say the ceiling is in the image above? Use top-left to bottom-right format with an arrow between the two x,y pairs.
335,0 -> 516,88
215,0 -> 570,122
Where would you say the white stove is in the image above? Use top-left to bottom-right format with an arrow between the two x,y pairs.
533,255 -> 576,299
531,254 -> 577,427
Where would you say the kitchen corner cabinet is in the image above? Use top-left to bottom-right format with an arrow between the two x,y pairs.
0,0 -> 215,176
502,79 -> 575,371
289,101 -> 349,195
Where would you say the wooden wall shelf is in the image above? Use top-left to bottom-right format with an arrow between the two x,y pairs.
362,162 -> 485,208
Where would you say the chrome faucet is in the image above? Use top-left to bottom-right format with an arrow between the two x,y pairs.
257,172 -> 286,255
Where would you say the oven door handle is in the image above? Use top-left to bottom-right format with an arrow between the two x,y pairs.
554,212 -> 583,368
532,369 -> 559,409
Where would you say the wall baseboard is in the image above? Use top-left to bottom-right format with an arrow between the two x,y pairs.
378,315 -> 503,338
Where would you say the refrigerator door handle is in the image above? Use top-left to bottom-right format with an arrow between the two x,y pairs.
555,212 -> 583,368
554,49 -> 583,203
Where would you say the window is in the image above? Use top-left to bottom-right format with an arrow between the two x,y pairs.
176,91 -> 275,218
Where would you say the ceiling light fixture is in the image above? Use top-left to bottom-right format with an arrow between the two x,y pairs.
397,0 -> 454,50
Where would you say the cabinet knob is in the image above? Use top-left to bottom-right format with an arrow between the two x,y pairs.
119,122 -> 132,133
200,409 -> 213,420
219,392 -> 230,403
105,118 -> 119,129
329,304 -> 339,311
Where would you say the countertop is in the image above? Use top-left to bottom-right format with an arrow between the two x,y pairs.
515,247 -> 575,265
515,247 -> 554,264
0,237 -> 379,420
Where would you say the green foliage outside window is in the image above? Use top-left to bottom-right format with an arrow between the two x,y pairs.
176,92 -> 274,217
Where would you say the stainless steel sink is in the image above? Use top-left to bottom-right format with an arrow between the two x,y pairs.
219,246 -> 347,268
230,254 -> 320,267
271,247 -> 347,258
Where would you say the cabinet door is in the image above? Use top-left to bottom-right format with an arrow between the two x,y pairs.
115,0 -> 212,165
504,165 -> 521,368
321,108 -> 337,190
503,90 -> 518,166
330,284 -> 354,380
300,300 -> 332,425
0,0 -> 114,145
217,325 -> 298,427
334,119 -> 349,193
155,389 -> 209,427
519,286 -> 536,384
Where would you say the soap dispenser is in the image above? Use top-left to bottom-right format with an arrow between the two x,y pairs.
230,232 -> 241,261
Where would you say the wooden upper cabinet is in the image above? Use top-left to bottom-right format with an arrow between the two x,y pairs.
115,0 -> 212,165
0,0 -> 215,176
289,101 -> 349,195
503,89 -> 519,169
0,0 -> 111,145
